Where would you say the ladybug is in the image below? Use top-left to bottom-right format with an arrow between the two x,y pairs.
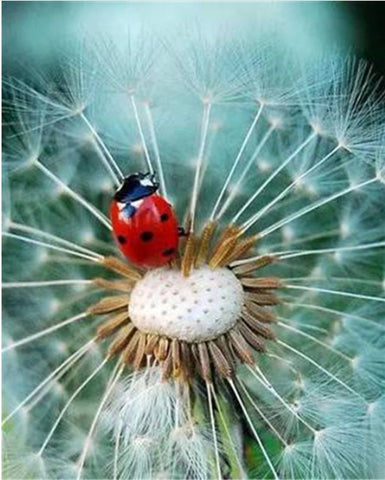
110,172 -> 180,268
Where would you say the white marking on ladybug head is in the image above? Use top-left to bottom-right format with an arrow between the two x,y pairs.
140,177 -> 156,188
131,199 -> 144,208
129,266 -> 243,342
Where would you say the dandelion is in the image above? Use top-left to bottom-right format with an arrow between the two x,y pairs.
2,24 -> 385,480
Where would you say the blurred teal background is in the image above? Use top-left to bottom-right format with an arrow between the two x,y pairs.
4,1 -> 384,75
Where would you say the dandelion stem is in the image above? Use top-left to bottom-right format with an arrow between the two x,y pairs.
92,138 -> 123,187
211,104 -> 264,221
25,350 -> 91,412
144,102 -> 167,198
237,378 -> 288,446
277,320 -> 352,361
293,302 -> 385,331
265,354 -> 308,390
284,277 -> 382,287
228,379 -> 280,480
3,232 -> 100,263
2,312 -> 89,352
1,339 -> 95,425
75,363 -> 123,480
211,384 -> 245,475
190,101 -> 212,232
276,339 -> 365,401
2,279 -> 93,289
34,160 -> 112,230
206,382 -> 221,480
8,222 -> 103,259
130,95 -> 154,175
285,284 -> 385,303
216,122 -> 274,220
275,241 -> 385,260
255,176 -> 377,237
263,229 -> 341,252
233,131 -> 317,226
240,145 -> 340,230
282,322 -> 329,335
38,356 -> 110,455
231,241 -> 385,266
246,365 -> 317,434
80,112 -> 124,184
113,418 -> 123,480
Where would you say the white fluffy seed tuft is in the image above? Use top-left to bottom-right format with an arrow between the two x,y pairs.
129,266 -> 243,342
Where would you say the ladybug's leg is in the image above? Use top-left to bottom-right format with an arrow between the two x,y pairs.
178,227 -> 188,237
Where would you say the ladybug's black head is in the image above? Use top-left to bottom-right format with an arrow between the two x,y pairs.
114,172 -> 159,203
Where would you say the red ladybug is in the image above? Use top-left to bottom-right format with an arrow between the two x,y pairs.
110,172 -> 180,268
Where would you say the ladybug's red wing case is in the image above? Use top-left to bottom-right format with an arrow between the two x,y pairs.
110,195 -> 179,268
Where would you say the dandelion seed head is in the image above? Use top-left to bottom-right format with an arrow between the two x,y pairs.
48,298 -> 61,315
257,158 -> 271,173
79,229 -> 94,245
37,249 -> 49,264
3,11 -> 385,480
133,143 -> 144,154
376,160 -> 385,184
282,225 -> 296,242
56,340 -> 69,355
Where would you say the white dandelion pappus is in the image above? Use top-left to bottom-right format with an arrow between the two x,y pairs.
2,27 -> 385,480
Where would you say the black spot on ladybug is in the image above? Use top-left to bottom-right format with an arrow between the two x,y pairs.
117,235 -> 127,244
160,213 -> 169,222
140,231 -> 154,242
162,247 -> 175,257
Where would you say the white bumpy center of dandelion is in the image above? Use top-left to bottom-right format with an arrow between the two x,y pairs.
129,266 -> 243,342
